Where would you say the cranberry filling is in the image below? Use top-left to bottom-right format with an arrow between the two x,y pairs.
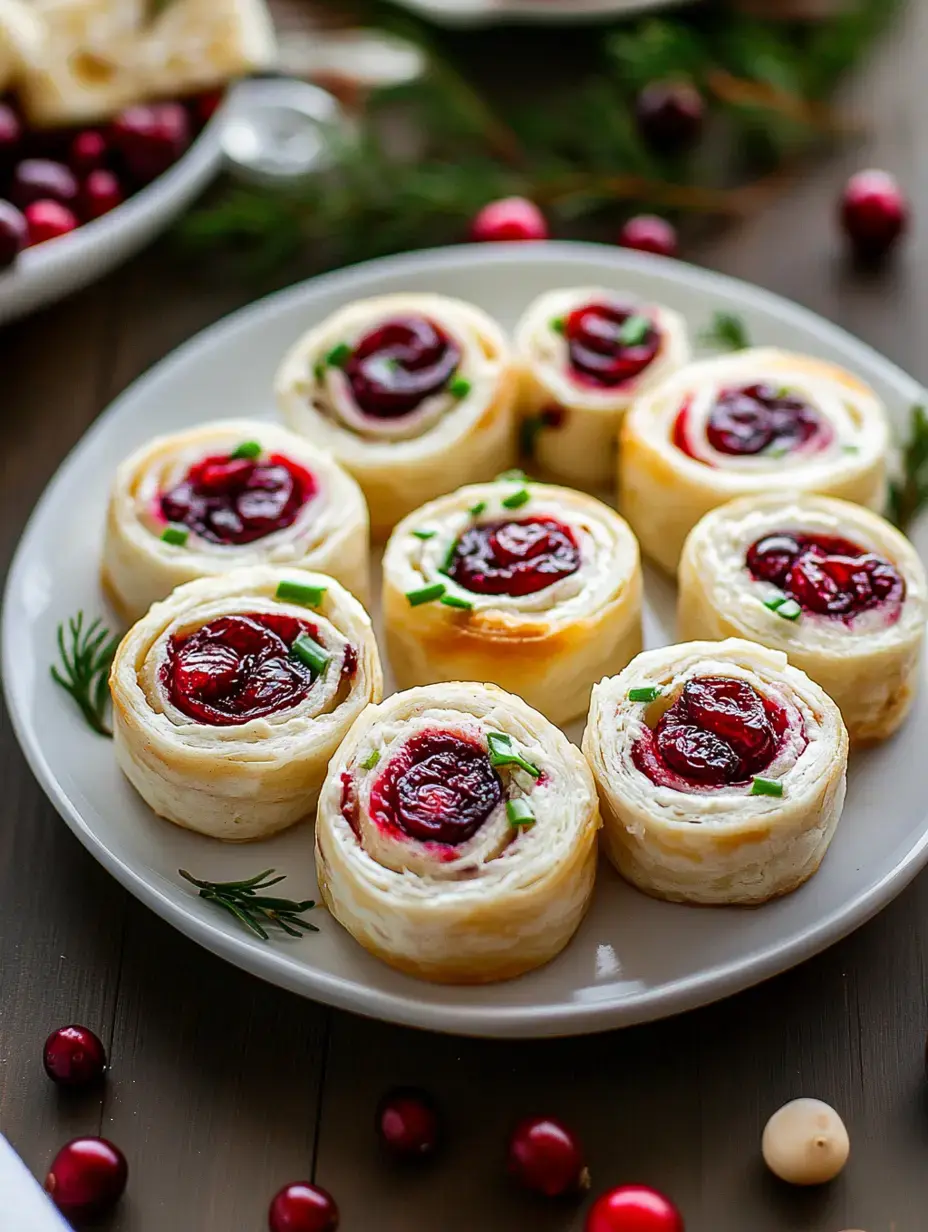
163,613 -> 326,726
446,517 -> 581,597
632,677 -> 788,789
563,302 -> 660,388
160,452 -> 315,546
344,316 -> 462,418
747,531 -> 904,619
370,730 -> 502,845
703,384 -> 829,456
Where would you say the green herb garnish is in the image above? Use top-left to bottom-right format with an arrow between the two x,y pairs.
627,686 -> 662,703
520,415 -> 544,456
699,311 -> 751,352
551,316 -> 566,335
161,525 -> 188,546
439,537 -> 459,575
469,501 -> 487,516
412,528 -> 437,540
178,869 -> 318,940
440,594 -> 473,610
502,487 -> 530,510
313,362 -> 326,384
360,749 -> 380,771
506,798 -> 535,829
488,732 -> 541,778
496,469 -> 526,482
751,777 -> 784,798
229,440 -> 261,460
619,314 -> 651,346
842,443 -> 861,454
763,594 -> 801,621
292,632 -> 329,676
276,579 -> 327,607
406,582 -> 446,606
51,612 -> 120,737
449,376 -> 472,399
888,403 -> 928,530
326,342 -> 352,368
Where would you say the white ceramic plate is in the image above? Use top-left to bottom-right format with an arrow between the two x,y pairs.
4,242 -> 927,1039
391,0 -> 692,26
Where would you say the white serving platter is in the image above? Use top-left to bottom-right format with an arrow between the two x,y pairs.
391,0 -> 693,26
3,242 -> 927,1038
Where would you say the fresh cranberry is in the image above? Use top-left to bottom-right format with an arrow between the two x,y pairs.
268,1183 -> 339,1232
160,451 -> 315,545
446,517 -> 581,597
69,129 -> 108,176
747,532 -> 904,619
508,1116 -> 588,1198
111,102 -> 191,184
703,384 -> 829,457
80,168 -> 125,220
840,169 -> 908,259
11,158 -> 79,209
635,81 -> 704,154
586,1185 -> 684,1232
45,1138 -> 127,1220
633,677 -> 789,789
471,196 -> 549,242
194,89 -> 225,126
376,1088 -> 441,1160
344,316 -> 461,418
618,215 -> 678,258
163,613 -> 325,726
0,200 -> 27,266
43,1024 -> 106,1087
25,200 -> 79,246
563,302 -> 660,387
370,730 -> 502,845
0,102 -> 22,164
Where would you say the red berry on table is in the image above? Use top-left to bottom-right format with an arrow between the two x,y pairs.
508,1116 -> 589,1197
45,1137 -> 128,1220
840,169 -> 908,259
0,101 -> 22,163
618,215 -> 678,258
586,1184 -> 684,1232
471,196 -> 549,242
69,129 -> 108,176
43,1024 -> 107,1087
25,200 -> 79,245
376,1087 -> 440,1160
11,158 -> 79,209
268,1182 -> 339,1232
635,81 -> 704,154
81,168 -> 125,220
111,102 -> 191,184
0,200 -> 27,267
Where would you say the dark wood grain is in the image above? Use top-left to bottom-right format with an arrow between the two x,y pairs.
2,4 -> 928,1229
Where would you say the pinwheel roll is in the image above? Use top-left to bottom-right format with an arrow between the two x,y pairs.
315,683 -> 600,983
582,638 -> 848,905
515,288 -> 690,488
275,293 -> 518,537
102,419 -> 370,623
381,475 -> 643,725
110,566 -> 383,841
619,348 -> 890,574
679,494 -> 927,743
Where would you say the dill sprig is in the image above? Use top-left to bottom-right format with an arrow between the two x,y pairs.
51,612 -> 119,737
888,403 -> 928,532
178,869 -> 319,941
699,310 -> 752,352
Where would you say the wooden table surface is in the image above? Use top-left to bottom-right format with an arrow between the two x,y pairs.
2,8 -> 928,1230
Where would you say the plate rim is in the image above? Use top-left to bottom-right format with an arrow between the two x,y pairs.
391,0 -> 695,25
4,239 -> 927,1039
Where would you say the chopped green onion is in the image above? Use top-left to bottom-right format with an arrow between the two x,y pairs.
440,594 -> 473,610
496,469 -> 526,482
763,594 -> 787,611
292,633 -> 330,676
449,376 -> 472,399
161,525 -> 188,546
412,529 -> 436,540
842,443 -> 861,454
439,538 -> 459,575
751,776 -> 783,797
469,501 -> 487,516
406,582 -> 446,607
360,749 -> 380,771
313,362 -> 326,384
627,686 -> 662,703
551,316 -> 565,335
776,386 -> 793,399
502,488 -> 530,510
487,731 -> 541,778
766,446 -> 788,459
229,440 -> 261,460
506,798 -> 535,828
619,314 -> 651,346
326,342 -> 352,368
276,579 -> 327,607
776,598 -> 802,621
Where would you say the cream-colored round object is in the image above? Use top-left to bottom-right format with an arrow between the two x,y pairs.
275,293 -> 518,537
110,566 -> 383,841
0,0 -> 43,91
619,348 -> 890,574
679,494 -> 927,743
582,638 -> 848,905
315,683 -> 601,983
761,1098 -> 850,1185
102,419 -> 370,623
514,287 -> 690,488
381,477 -> 643,725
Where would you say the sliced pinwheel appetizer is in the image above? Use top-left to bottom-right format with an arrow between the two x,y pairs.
315,683 -> 600,983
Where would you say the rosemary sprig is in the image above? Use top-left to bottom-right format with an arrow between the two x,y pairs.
51,612 -> 119,737
888,403 -> 928,531
699,310 -> 752,352
178,869 -> 319,941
